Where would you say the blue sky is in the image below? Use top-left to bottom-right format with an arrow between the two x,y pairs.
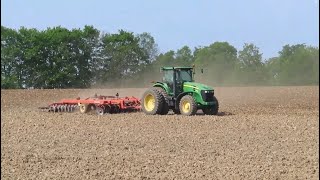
1,0 -> 319,59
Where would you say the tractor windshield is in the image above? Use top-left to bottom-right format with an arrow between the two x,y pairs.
177,69 -> 193,82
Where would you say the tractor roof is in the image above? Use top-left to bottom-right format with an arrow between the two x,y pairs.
161,66 -> 193,70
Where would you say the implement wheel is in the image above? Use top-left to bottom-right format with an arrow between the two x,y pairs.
96,106 -> 105,115
79,104 -> 89,113
79,103 -> 95,113
179,95 -> 197,116
141,88 -> 164,115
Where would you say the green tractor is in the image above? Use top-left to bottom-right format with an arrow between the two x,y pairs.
141,66 -> 219,116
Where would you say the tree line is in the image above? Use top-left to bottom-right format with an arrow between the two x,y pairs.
1,25 -> 319,89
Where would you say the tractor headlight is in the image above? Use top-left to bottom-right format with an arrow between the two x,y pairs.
204,90 -> 214,93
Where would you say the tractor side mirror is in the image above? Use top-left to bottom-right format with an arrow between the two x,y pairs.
201,69 -> 204,73
192,64 -> 195,74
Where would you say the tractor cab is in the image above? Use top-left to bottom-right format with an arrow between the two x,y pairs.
161,67 -> 194,96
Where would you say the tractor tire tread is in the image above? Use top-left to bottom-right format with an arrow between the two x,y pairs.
203,96 -> 219,115
152,87 -> 169,115
141,88 -> 164,115
179,95 -> 197,116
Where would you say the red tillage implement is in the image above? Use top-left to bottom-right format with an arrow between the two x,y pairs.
39,93 -> 141,115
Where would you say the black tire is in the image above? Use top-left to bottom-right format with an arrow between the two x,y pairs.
96,106 -> 104,115
104,105 -> 111,114
88,104 -> 96,111
152,87 -> 169,115
202,96 -> 219,115
141,88 -> 164,115
179,95 -> 197,116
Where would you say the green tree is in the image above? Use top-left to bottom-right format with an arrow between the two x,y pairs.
153,51 -> 175,67
194,42 -> 237,85
265,57 -> 281,85
98,30 -> 147,85
175,46 -> 193,66
137,32 -> 158,63
277,44 -> 319,85
1,25 -> 319,89
1,26 -> 21,88
16,27 -> 42,88
72,25 -> 100,87
238,43 -> 265,84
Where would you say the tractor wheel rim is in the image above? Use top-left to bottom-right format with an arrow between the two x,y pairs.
144,94 -> 155,111
181,100 -> 191,113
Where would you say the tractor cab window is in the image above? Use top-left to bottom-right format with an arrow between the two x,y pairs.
176,69 -> 193,82
163,70 -> 174,83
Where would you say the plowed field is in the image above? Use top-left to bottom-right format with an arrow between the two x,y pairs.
1,86 -> 319,179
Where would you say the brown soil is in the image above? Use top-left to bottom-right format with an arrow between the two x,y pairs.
1,86 -> 319,179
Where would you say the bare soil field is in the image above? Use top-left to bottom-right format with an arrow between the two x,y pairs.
1,86 -> 319,179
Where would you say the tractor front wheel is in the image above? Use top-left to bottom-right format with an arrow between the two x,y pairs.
141,88 -> 164,115
179,95 -> 197,116
202,96 -> 219,115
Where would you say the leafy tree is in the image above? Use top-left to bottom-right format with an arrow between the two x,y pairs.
238,43 -> 265,84
153,51 -> 175,67
277,44 -> 319,85
194,42 -> 237,85
137,32 -> 158,63
175,46 -> 193,66
1,25 -> 318,88
265,57 -> 281,85
72,25 -> 100,87
98,30 -> 147,86
1,26 -> 21,88
16,27 -> 42,88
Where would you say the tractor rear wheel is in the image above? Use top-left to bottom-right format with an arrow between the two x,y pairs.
152,87 -> 169,115
141,88 -> 164,115
179,95 -> 197,116
202,96 -> 219,115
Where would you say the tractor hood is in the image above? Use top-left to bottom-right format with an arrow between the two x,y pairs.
183,82 -> 214,91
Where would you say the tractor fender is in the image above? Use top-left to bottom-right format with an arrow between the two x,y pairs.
153,82 -> 170,93
175,91 -> 203,109
175,92 -> 193,110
